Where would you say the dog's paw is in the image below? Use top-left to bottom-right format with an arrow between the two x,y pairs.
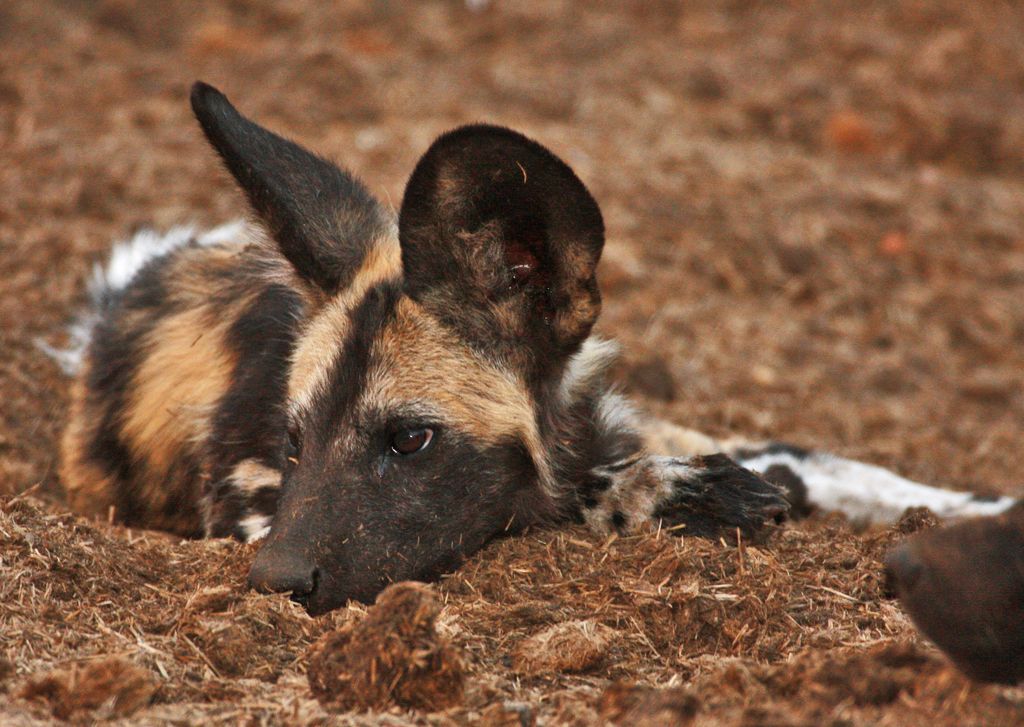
652,453 -> 790,541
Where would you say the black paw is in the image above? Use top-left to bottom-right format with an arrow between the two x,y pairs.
652,453 -> 790,541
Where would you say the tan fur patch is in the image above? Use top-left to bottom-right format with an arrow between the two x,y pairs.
60,377 -> 117,519
170,244 -> 247,298
361,297 -> 555,493
229,458 -> 281,494
119,305 -> 237,521
640,418 -> 722,458
581,457 -> 695,535
289,235 -> 402,412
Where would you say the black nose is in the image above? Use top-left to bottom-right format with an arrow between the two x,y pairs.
248,548 -> 318,606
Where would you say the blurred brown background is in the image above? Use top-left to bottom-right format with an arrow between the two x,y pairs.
2,0 -> 1023,501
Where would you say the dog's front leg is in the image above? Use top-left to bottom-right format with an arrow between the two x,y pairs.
579,453 -> 789,540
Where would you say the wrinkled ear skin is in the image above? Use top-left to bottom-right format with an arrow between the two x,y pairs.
190,81 -> 389,293
399,124 -> 604,380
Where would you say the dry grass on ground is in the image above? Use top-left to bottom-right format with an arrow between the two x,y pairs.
5,494 -> 1024,725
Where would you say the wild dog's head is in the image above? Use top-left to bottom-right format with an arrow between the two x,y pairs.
190,83 -> 605,614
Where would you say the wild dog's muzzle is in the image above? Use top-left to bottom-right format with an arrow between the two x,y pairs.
247,543 -> 319,610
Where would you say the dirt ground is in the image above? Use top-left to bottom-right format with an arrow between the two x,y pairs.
2,1 -> 1024,724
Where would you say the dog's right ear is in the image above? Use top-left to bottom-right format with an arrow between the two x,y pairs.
190,82 -> 389,293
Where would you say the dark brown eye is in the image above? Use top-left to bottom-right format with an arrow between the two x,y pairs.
389,427 -> 434,456
285,425 -> 301,464
506,246 -> 538,288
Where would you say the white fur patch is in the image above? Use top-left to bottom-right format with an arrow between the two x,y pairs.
98,220 -> 246,294
239,513 -> 272,543
738,450 -> 1017,525
39,221 -> 248,375
228,458 -> 282,495
594,391 -> 641,438
36,315 -> 101,376
559,336 -> 619,404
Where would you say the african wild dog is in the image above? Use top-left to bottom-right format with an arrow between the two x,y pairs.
57,82 -> 1017,615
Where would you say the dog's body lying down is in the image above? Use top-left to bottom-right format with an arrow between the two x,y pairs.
57,82 -> 1016,615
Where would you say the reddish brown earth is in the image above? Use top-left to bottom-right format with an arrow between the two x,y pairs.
2,1 -> 1023,724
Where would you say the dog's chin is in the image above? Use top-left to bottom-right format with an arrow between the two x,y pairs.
302,575 -> 382,616
303,595 -> 342,617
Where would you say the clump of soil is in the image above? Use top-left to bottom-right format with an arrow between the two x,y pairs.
779,641 -> 935,707
598,682 -> 699,726
892,507 -> 941,537
307,581 -> 464,713
479,701 -> 537,726
18,657 -> 157,720
869,506 -> 942,569
512,620 -> 615,676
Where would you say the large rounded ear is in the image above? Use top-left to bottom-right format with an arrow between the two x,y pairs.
399,125 -> 604,379
190,82 -> 391,293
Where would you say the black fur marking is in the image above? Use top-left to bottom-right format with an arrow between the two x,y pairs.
762,463 -> 813,519
252,485 -> 281,516
190,82 -> 389,293
204,284 -> 303,536
89,410 -> 141,524
207,482 -> 249,539
314,280 -> 403,442
652,454 -> 789,541
398,124 -> 604,383
208,284 -> 304,478
970,493 -> 1001,504
84,315 -> 143,515
547,389 -> 644,520
578,473 -> 613,509
733,442 -> 811,462
611,510 -> 627,530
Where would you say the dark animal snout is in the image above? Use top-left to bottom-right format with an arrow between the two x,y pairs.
883,543 -> 924,594
248,547 -> 319,607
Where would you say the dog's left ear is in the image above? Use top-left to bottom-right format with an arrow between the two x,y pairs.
399,125 -> 604,379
